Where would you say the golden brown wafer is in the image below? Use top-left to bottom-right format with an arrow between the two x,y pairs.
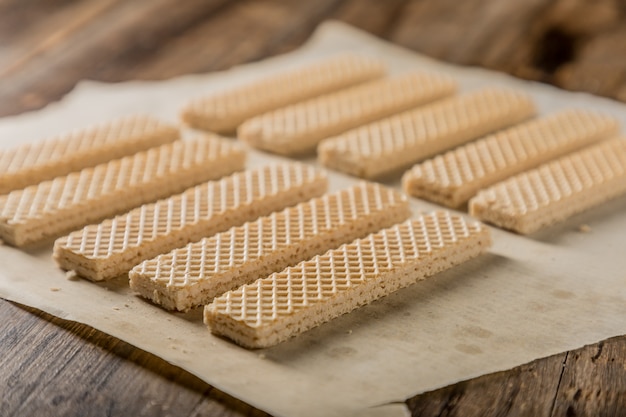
181,54 -> 386,133
53,163 -> 327,281
204,211 -> 492,348
469,138 -> 626,234
403,109 -> 619,207
0,116 -> 179,194
0,136 -> 245,247
238,72 -> 457,156
319,88 -> 536,179
130,182 -> 410,312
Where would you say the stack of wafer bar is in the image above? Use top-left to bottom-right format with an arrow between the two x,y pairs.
402,109 -> 620,207
470,138 -> 626,234
318,88 -> 536,179
0,135 -> 245,247
238,72 -> 457,155
205,211 -> 492,348
54,163 -> 328,281
129,182 -> 411,311
181,54 -> 386,133
0,115 -> 179,194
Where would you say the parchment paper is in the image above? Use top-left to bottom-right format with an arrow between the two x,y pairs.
1,21 -> 626,417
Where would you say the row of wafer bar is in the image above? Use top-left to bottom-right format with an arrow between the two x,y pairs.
0,54 -> 389,209
44,152 -> 493,348
0,128 -> 246,246
181,53 -> 461,153
181,52 -> 626,234
4,52 -> 624,349
1,110 -> 483,349
400,111 -> 625,234
0,55 -> 496,351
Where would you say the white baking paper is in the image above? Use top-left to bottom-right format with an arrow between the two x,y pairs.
1,21 -> 625,417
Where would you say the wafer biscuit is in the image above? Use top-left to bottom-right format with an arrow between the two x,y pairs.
318,88 -> 536,179
469,138 -> 626,234
181,54 -> 386,133
0,116 -> 180,194
0,136 -> 245,247
238,72 -> 457,156
403,109 -> 619,207
54,163 -> 327,281
205,211 -> 492,348
130,182 -> 410,312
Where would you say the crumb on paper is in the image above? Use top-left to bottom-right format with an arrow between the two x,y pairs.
65,270 -> 79,280
346,330 -> 353,335
112,306 -> 120,311
124,303 -> 130,308
50,287 -> 61,292
578,224 -> 592,233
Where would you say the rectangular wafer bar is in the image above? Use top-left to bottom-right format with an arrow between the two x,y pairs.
53,163 -> 327,281
238,72 -> 457,156
204,211 -> 492,348
318,88 -> 536,179
130,182 -> 411,312
469,138 -> 626,234
181,54 -> 386,133
0,115 -> 180,194
0,136 -> 245,247
403,109 -> 619,208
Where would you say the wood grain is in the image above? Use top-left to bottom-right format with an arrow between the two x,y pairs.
1,0 -> 626,416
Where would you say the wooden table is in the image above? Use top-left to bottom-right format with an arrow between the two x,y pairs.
2,0 -> 625,415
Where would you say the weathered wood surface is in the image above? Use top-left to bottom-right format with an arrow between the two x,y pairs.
1,0 -> 626,416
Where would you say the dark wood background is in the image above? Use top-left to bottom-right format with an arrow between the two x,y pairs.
2,0 -> 626,416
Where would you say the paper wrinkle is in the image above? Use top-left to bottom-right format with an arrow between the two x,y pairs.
1,20 -> 626,417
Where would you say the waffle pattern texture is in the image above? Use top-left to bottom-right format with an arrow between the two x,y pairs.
319,88 -> 536,179
130,182 -> 410,311
54,163 -> 327,281
205,211 -> 492,348
238,72 -> 457,155
0,136 -> 245,246
0,115 -> 180,194
181,54 -> 386,133
469,138 -> 626,234
403,109 -> 619,207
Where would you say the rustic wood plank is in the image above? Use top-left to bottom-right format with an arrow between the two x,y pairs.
551,337 -> 626,416
0,300 -> 267,417
0,0 -> 233,115
406,353 -> 566,417
0,0 -> 123,79
0,0 -> 78,43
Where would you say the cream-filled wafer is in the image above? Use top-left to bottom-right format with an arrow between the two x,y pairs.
0,115 -> 180,195
319,88 -> 536,179
0,136 -> 245,247
403,109 -> 619,207
469,138 -> 626,234
54,163 -> 327,281
181,54 -> 386,133
205,211 -> 492,349
130,182 -> 411,312
238,72 -> 457,156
